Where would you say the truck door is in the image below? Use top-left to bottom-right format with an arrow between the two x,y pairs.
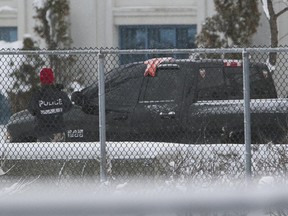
185,64 -> 231,143
105,65 -> 144,141
132,63 -> 186,142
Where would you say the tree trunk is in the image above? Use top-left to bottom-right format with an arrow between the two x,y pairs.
267,0 -> 278,67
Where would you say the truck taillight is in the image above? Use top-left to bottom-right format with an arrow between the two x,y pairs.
223,60 -> 242,67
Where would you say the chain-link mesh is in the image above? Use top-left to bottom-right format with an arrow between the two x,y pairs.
1,48 -> 288,185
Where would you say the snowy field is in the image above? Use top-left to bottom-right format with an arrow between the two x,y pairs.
1,124 -> 288,216
1,123 -> 287,171
0,124 -> 239,160
2,123 -> 288,187
0,126 -> 244,161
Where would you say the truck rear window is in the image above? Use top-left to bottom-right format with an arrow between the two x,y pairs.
196,64 -> 277,101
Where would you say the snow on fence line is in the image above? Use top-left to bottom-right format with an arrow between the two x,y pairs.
0,141 -> 245,160
0,141 -> 287,163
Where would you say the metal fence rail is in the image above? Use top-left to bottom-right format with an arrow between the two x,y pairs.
1,47 -> 288,184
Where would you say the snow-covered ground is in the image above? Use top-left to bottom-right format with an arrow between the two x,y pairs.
0,136 -> 244,161
0,122 -> 287,176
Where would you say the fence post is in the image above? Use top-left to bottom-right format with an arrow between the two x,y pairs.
98,52 -> 107,182
242,49 -> 252,181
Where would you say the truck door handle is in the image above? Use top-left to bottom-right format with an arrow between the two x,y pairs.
159,111 -> 176,119
113,114 -> 128,121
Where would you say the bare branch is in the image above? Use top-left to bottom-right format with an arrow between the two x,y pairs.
276,7 -> 288,18
279,32 -> 288,42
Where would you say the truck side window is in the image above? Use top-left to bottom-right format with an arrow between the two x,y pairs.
225,66 -> 277,99
106,70 -> 143,106
142,69 -> 180,102
197,67 -> 226,100
249,67 -> 277,99
224,68 -> 243,99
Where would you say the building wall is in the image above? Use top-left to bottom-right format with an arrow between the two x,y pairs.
275,3 -> 288,46
1,0 -> 287,48
69,0 -> 214,48
0,0 -> 36,41
0,0 -> 17,27
0,0 -> 214,48
69,0 -> 97,48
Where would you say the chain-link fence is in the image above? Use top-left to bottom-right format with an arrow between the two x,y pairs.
1,47 -> 288,185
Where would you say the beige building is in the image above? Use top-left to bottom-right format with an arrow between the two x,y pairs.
0,0 -> 214,48
0,0 -> 287,48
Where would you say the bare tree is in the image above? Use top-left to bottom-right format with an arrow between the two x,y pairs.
196,0 -> 260,48
33,0 -> 84,92
261,0 -> 288,66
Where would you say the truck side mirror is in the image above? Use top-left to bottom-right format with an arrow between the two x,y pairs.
71,91 -> 84,106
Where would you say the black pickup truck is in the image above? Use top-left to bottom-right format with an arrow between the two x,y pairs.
6,58 -> 288,144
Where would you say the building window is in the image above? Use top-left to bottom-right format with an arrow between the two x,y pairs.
0,27 -> 17,42
120,25 -> 196,64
